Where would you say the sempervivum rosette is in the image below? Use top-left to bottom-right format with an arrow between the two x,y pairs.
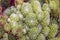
25,13 -> 38,27
21,2 -> 33,17
36,33 -> 46,40
4,6 -> 17,16
40,11 -> 50,26
28,27 -> 40,40
3,7 -> 11,16
16,5 -> 21,11
36,11 -> 44,22
16,21 -> 25,38
49,0 -> 58,10
41,3 -> 50,26
16,11 -> 24,21
37,24 -> 42,33
48,23 -> 59,38
42,3 -> 51,13
30,0 -> 42,13
41,26 -> 50,37
4,23 -> 11,32
0,14 -> 7,26
10,6 -> 17,13
37,10 -> 50,26
10,13 -> 19,22
11,22 -> 20,35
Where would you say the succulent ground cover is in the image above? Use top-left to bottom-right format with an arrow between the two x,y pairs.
0,0 -> 60,40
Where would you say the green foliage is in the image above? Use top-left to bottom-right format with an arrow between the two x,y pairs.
28,27 -> 40,40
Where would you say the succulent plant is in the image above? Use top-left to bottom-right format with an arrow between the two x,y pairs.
37,24 -> 42,32
16,5 -> 21,11
42,3 -> 51,13
18,36 -> 27,40
11,22 -> 19,35
49,0 -> 58,10
48,23 -> 58,38
36,33 -> 46,40
10,6 -> 17,13
25,13 -> 38,27
37,11 -> 44,22
0,27 -> 4,38
4,23 -> 11,32
16,11 -> 24,21
0,15 -> 7,26
3,7 -> 11,16
28,27 -> 40,40
21,2 -> 33,16
10,13 -> 19,22
16,31 -> 23,38
4,6 -> 17,16
41,26 -> 50,37
2,33 -> 9,40
1,0 -> 60,40
31,0 -> 42,13
40,11 -> 50,26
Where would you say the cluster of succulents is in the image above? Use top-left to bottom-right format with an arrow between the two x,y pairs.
0,0 -> 60,40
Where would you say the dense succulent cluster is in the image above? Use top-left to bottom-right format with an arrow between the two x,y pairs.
0,0 -> 60,40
